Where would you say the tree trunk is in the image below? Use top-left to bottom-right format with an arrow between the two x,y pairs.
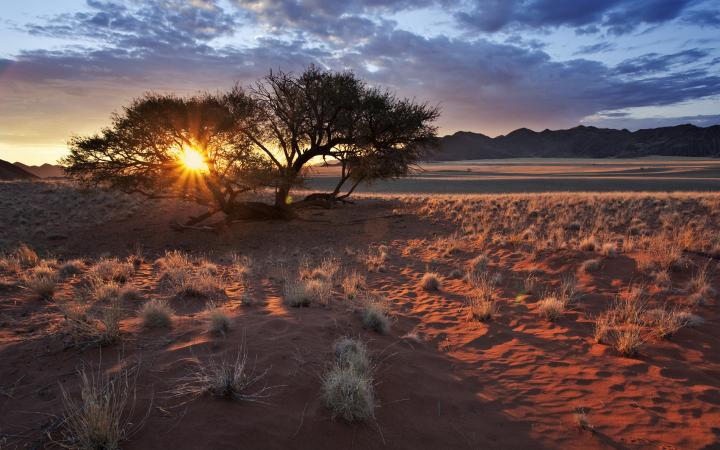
275,181 -> 292,208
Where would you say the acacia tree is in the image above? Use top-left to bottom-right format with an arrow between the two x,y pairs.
225,67 -> 439,207
64,67 -> 439,223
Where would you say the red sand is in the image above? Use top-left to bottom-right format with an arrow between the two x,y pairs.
1,196 -> 719,449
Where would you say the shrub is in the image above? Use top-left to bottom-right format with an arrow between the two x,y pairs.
601,242 -> 617,257
364,247 -> 387,273
420,272 -> 442,291
139,300 -> 173,328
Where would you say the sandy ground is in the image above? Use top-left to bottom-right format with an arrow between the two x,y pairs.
1,181 -> 720,449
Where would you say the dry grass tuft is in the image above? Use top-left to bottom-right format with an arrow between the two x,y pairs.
613,324 -> 644,356
59,259 -> 86,278
89,258 -> 135,283
323,337 -> 374,422
23,264 -> 59,298
139,300 -> 173,329
58,363 -> 142,450
341,271 -> 366,300
593,313 -> 614,344
466,271 -> 498,321
420,271 -> 442,291
537,295 -> 565,321
580,258 -> 601,274
361,296 -> 391,334
206,302 -> 232,336
170,343 -> 272,403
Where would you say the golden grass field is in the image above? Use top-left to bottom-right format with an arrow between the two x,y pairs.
1,176 -> 720,449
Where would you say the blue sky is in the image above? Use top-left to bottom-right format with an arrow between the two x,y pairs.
1,0 -> 719,164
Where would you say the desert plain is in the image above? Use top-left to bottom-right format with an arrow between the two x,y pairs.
1,159 -> 720,449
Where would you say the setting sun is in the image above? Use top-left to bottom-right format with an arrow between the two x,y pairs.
179,147 -> 208,172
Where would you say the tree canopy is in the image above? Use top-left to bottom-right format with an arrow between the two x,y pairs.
63,66 -> 440,223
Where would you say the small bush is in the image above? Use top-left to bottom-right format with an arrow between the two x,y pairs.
139,300 -> 173,328
600,242 -> 617,257
14,243 -> 39,267
420,272 -> 442,291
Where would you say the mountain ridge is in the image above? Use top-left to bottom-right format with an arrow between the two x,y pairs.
429,123 -> 720,160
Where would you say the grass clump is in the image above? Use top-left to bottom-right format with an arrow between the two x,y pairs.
59,259 -> 86,278
23,264 -> 59,299
420,271 -> 442,291
613,324 -> 644,356
323,337 -> 375,422
341,271 -> 366,300
361,296 -> 390,334
171,343 -> 272,402
205,302 -> 232,336
139,299 -> 173,329
537,296 -> 565,321
466,271 -> 498,321
58,364 -> 142,450
89,258 -> 135,283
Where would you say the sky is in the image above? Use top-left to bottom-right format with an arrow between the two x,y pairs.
1,0 -> 719,165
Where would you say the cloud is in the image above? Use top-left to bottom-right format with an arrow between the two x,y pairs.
453,0 -> 711,34
574,42 -> 616,55
615,49 -> 711,75
1,0 -> 720,161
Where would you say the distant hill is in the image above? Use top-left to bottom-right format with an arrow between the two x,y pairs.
430,124 -> 720,160
14,162 -> 65,178
0,159 -> 38,180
